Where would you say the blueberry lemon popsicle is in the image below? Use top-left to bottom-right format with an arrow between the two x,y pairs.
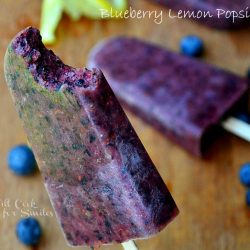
151,0 -> 250,29
4,27 -> 178,247
88,37 -> 249,156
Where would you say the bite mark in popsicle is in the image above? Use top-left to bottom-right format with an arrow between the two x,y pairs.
4,27 -> 178,247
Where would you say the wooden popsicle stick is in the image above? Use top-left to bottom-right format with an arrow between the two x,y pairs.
89,240 -> 138,250
122,240 -> 138,250
222,117 -> 250,142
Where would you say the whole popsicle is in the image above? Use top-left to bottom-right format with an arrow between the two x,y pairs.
151,0 -> 250,29
88,37 -> 250,156
4,27 -> 178,248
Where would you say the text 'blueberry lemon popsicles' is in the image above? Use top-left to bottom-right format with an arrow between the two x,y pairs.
151,0 -> 250,29
88,37 -> 250,157
4,27 -> 178,248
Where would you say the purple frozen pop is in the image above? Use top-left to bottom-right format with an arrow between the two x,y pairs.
4,27 -> 178,248
88,37 -> 250,156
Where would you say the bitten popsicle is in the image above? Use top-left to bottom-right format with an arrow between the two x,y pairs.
4,27 -> 178,248
151,0 -> 250,29
88,37 -> 250,157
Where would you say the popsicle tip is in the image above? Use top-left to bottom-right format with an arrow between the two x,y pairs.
11,26 -> 42,58
6,27 -> 102,94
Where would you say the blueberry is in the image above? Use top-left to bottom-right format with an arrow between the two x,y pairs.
180,35 -> 204,57
246,190 -> 250,207
75,79 -> 85,87
235,112 -> 250,124
16,217 -> 42,246
7,145 -> 37,175
239,163 -> 250,187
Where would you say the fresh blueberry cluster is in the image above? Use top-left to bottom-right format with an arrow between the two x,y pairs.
7,145 -> 42,246
239,163 -> 250,207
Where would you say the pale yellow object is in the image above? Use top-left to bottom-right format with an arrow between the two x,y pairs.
40,0 -> 64,44
63,0 -> 127,20
40,0 -> 127,44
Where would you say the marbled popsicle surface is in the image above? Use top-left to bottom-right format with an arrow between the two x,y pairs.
4,27 -> 178,247
88,37 -> 249,156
